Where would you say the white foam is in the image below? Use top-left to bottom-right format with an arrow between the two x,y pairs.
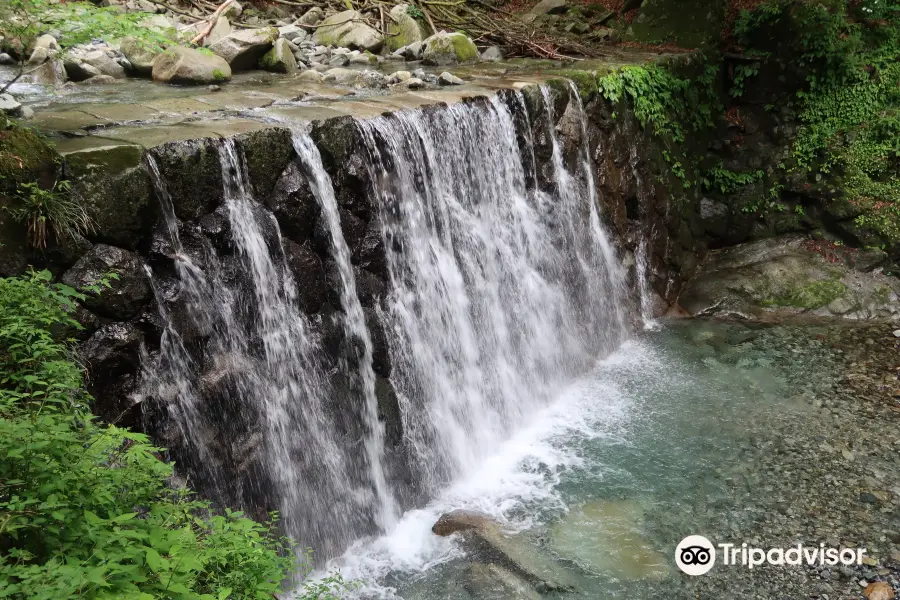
304,341 -> 656,599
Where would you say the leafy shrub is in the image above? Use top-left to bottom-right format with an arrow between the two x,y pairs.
735,0 -> 900,242
0,271 -> 345,599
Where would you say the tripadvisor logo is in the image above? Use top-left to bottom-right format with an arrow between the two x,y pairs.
674,535 -> 868,575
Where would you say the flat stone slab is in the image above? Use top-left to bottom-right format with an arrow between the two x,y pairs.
72,103 -> 163,123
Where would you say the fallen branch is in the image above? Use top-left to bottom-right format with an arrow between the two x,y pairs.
190,0 -> 234,45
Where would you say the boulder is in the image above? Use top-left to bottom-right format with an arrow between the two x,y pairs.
432,511 -> 576,592
387,70 -> 412,84
120,36 -> 160,76
480,46 -> 504,62
296,6 -> 323,26
0,93 -> 22,116
433,510 -> 498,536
209,27 -> 278,71
278,24 -> 306,42
421,32 -> 478,66
79,75 -> 119,86
679,235 -> 900,321
62,244 -> 151,320
79,322 -> 145,422
259,38 -> 297,73
264,160 -> 320,243
386,4 -> 430,52
34,34 -> 60,52
297,69 -> 324,83
313,10 -> 384,52
65,48 -> 126,80
23,57 -> 67,86
221,0 -> 242,19
205,16 -> 232,47
65,144 -> 155,249
152,46 -> 232,85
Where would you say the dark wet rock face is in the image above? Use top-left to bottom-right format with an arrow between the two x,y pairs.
79,322 -> 144,422
283,238 -> 328,314
62,244 -> 151,320
149,139 -> 224,220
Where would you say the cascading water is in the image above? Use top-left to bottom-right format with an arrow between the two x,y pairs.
355,87 -> 628,500
142,139 -> 389,558
143,83 -> 630,580
290,131 -> 398,532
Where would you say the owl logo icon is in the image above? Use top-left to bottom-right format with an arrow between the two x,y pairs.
675,535 -> 716,575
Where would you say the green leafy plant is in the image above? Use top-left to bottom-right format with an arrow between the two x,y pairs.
700,163 -> 765,194
406,5 -> 424,19
0,271 -> 347,599
4,180 -> 94,248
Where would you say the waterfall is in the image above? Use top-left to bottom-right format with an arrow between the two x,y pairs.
142,83 -> 630,566
143,140 -> 388,558
356,88 -> 628,496
290,131 -> 398,532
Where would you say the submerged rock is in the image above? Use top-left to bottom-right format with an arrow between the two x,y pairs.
432,511 -> 576,593
549,500 -> 670,581
422,32 -> 478,65
464,563 -> 542,600
152,46 -> 232,85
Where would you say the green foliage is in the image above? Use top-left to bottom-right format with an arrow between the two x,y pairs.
0,0 -> 175,60
0,272 -> 345,599
212,68 -> 227,82
760,278 -> 847,309
729,62 -> 760,98
700,163 -> 764,194
597,62 -> 721,187
735,0 -> 900,243
406,5 -> 424,20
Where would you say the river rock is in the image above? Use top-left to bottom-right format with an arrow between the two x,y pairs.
278,24 -> 306,42
34,34 -> 60,52
296,6 -> 323,26
313,10 -> 384,52
0,93 -> 22,116
64,46 -> 126,80
209,27 -> 278,71
259,38 -> 297,73
297,69 -> 324,83
23,51 -> 67,86
433,510 -> 498,536
152,46 -> 232,85
120,36 -> 160,76
432,511 -> 576,592
79,322 -> 145,422
421,32 -> 478,66
864,582 -> 895,600
549,500 -> 670,580
386,4 -> 430,52
221,0 -> 242,18
62,245 -> 151,320
205,16 -> 232,47
322,67 -> 361,84
0,53 -> 14,65
438,71 -> 464,86
481,45 -> 504,62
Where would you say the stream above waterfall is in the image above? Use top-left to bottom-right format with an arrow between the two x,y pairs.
317,319 -> 900,600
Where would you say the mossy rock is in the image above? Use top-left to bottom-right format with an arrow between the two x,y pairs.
149,138 -> 223,220
386,4 -> 430,52
760,279 -> 848,309
65,144 -> 156,250
0,126 -> 60,197
421,32 -> 478,66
